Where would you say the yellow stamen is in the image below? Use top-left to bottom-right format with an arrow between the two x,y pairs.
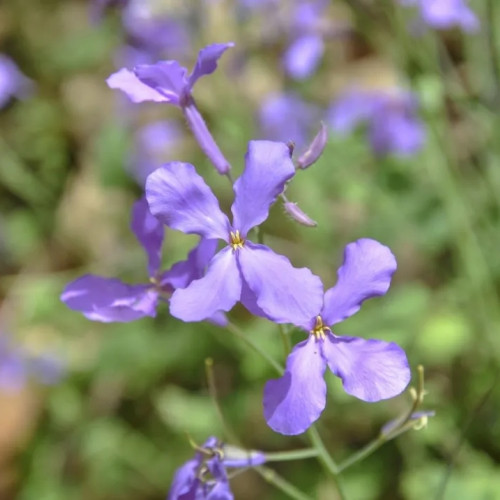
230,230 -> 245,250
310,315 -> 330,340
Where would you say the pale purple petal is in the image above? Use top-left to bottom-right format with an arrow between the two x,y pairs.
106,68 -> 167,103
0,54 -> 33,108
188,42 -> 234,90
169,247 -> 241,322
161,238 -> 219,290
283,34 -> 324,80
131,197 -> 164,277
0,348 -> 26,392
61,275 -> 158,322
328,90 -> 380,133
322,239 -> 397,326
264,336 -> 327,435
168,458 -> 199,500
134,61 -> 188,105
238,242 -> 323,327
222,446 -> 266,467
231,141 -> 295,236
419,0 -> 479,32
322,334 -> 411,401
146,162 -> 230,240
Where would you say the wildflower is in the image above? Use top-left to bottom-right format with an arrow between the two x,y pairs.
263,238 -> 411,435
146,140 -> 324,324
283,0 -> 328,80
168,437 -> 266,500
107,43 -> 234,174
61,198 -> 223,324
0,54 -> 32,109
399,0 -> 479,32
329,88 -> 425,156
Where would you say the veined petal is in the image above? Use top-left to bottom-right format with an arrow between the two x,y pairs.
322,334 -> 411,402
134,60 -> 188,105
264,336 -> 327,435
146,162 -> 230,240
322,239 -> 397,326
106,68 -> 167,103
231,141 -> 295,236
169,247 -> 241,322
238,242 -> 323,327
61,275 -> 158,322
161,238 -> 219,290
188,42 -> 234,89
131,197 -> 164,277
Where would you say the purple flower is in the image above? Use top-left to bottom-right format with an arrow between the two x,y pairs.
283,1 -> 328,80
328,88 -> 425,156
168,436 -> 266,500
146,140 -> 324,324
61,198 -> 223,324
263,239 -> 411,435
0,54 -> 33,109
259,92 -> 320,150
107,43 -> 234,175
400,0 -> 479,32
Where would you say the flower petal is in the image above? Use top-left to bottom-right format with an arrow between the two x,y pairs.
264,336 -> 327,435
322,238 -> 397,326
106,68 -> 167,103
328,89 -> 380,133
162,238 -> 219,290
169,247 -> 241,322
283,34 -> 324,80
188,42 -> 234,89
146,162 -> 230,240
131,197 -> 164,277
322,334 -> 411,401
61,275 -> 157,322
238,242 -> 323,327
134,60 -> 188,105
167,458 -> 199,500
231,141 -> 295,236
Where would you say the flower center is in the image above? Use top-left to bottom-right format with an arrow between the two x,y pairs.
310,315 -> 330,340
230,230 -> 245,250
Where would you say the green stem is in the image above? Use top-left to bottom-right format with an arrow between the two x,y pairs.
337,436 -> 386,473
225,321 -> 283,375
255,466 -> 314,500
278,324 -> 292,356
264,448 -> 319,462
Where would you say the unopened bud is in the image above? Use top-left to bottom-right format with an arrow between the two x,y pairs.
296,122 -> 328,169
284,201 -> 317,227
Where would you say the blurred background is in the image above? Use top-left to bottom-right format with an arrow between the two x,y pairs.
0,0 -> 499,498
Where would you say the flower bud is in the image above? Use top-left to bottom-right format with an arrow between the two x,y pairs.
284,201 -> 317,227
296,121 -> 328,169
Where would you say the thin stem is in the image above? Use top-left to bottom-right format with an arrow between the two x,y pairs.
225,321 -> 283,375
307,426 -> 348,500
264,448 -> 319,462
205,358 -> 240,445
255,466 -> 315,500
337,436 -> 386,473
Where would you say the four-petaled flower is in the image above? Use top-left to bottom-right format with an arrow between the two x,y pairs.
146,140 -> 324,324
263,238 -> 411,435
168,436 -> 266,500
61,198 -> 224,325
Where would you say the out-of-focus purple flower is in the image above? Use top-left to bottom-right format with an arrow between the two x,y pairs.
61,198 -> 223,324
0,54 -> 33,109
0,336 -> 63,391
328,88 -> 425,156
259,92 -> 320,151
168,436 -> 266,500
283,1 -> 328,79
146,140 -> 324,324
263,239 -> 411,435
129,120 -> 183,185
107,43 -> 234,174
400,0 -> 479,32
